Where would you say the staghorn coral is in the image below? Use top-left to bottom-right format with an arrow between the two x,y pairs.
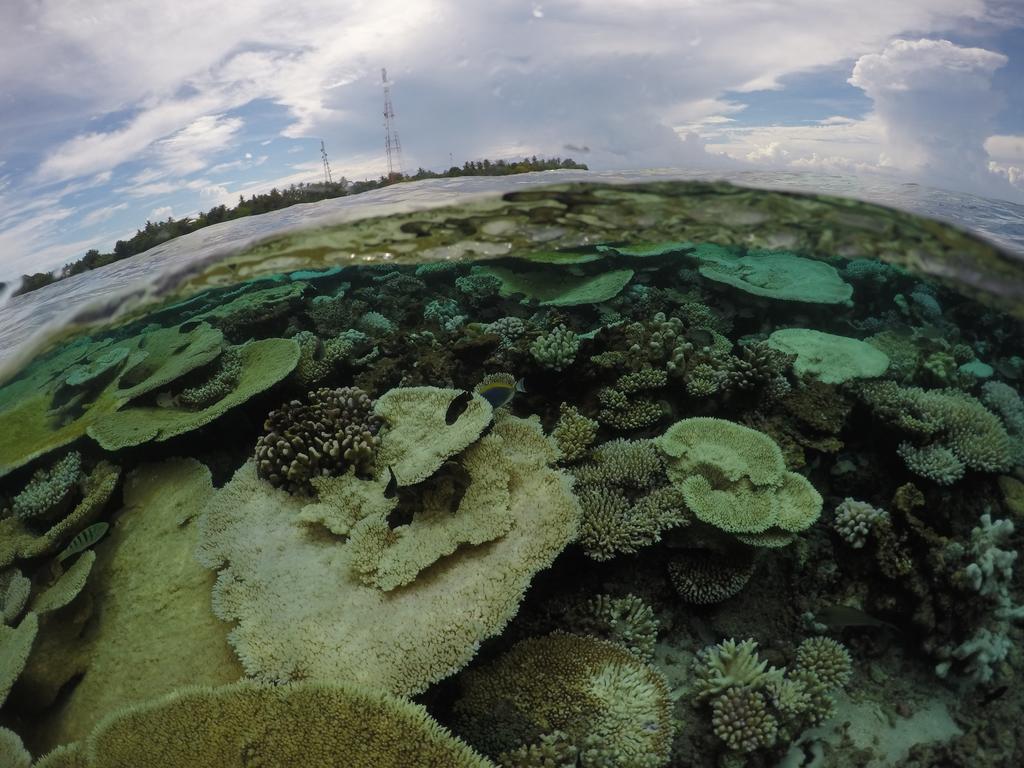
197,414 -> 580,696
11,451 -> 82,522
793,636 -> 852,690
623,312 -> 690,373
454,632 -> 673,768
571,594 -> 659,661
573,439 -> 664,489
860,381 -> 1016,477
255,385 -> 383,493
530,324 -> 579,371
597,385 -> 664,431
711,686 -> 778,753
498,731 -> 578,768
668,549 -> 755,605
896,442 -> 965,485
551,403 -> 599,463
724,341 -> 792,394
573,440 -> 688,560
693,638 -> 782,701
833,498 -> 889,548
34,680 -> 494,768
694,636 -> 853,758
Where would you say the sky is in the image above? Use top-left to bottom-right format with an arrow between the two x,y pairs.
1,0 -> 1023,282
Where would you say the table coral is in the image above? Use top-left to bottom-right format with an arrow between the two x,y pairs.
197,413 -> 580,696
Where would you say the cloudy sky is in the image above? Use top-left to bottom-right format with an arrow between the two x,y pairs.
1,0 -> 1023,281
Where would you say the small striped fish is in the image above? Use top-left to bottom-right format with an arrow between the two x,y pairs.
57,522 -> 110,562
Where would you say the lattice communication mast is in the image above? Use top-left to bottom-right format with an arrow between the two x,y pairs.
320,140 -> 333,185
381,68 -> 404,178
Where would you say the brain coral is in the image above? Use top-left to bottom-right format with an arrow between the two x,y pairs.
196,410 -> 580,696
34,680 -> 494,768
657,418 -> 822,545
454,632 -> 673,768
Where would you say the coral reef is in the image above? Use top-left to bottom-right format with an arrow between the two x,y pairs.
454,632 -> 673,767
255,385 -> 383,493
34,680 -> 493,768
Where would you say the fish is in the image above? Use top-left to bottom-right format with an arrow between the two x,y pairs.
474,373 -> 520,409
57,522 -> 110,562
814,605 -> 899,632
383,466 -> 398,499
445,390 -> 474,424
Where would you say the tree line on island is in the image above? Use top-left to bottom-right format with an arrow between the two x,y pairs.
14,156 -> 588,296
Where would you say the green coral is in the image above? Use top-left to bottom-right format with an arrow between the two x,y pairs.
551,403 -> 598,463
11,451 -> 82,521
658,418 -> 822,546
480,266 -> 634,306
454,632 -> 673,768
530,325 -> 579,371
766,329 -> 889,384
88,337 -> 300,451
0,322 -> 224,477
35,679 -> 494,768
572,594 -> 659,661
860,381 -> 1017,478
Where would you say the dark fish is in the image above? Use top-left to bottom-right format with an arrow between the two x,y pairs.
980,684 -> 1009,705
445,390 -> 473,425
383,466 -> 398,499
815,605 -> 898,632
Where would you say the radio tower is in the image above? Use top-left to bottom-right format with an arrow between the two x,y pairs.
381,68 -> 404,179
320,140 -> 333,185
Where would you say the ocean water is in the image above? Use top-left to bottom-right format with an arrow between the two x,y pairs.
1,174 -> 1023,767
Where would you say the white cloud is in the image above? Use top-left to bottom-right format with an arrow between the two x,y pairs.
847,38 -> 1009,193
149,206 -> 173,220
154,114 -> 244,175
81,202 -> 128,226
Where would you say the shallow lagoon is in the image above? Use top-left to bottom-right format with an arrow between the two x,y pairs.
2,177 -> 1023,767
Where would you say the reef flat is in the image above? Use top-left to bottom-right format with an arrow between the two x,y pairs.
1,182 -> 1022,767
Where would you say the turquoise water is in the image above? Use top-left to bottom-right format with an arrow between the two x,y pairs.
1,178 -> 1023,767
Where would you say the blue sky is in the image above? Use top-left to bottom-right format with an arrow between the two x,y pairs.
0,0 -> 1022,282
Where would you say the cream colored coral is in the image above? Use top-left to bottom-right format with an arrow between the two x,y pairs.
455,632 -> 672,768
34,680 -> 494,768
348,423 -> 518,591
551,403 -> 598,463
196,414 -> 580,696
0,727 -> 31,768
299,469 -> 397,536
30,550 -> 95,614
0,569 -> 29,625
1,612 -> 37,706
374,386 -> 493,485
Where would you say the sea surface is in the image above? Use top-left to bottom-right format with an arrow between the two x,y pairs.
1,168 -> 1023,375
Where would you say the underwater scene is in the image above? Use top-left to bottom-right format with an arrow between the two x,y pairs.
2,179 -> 1024,768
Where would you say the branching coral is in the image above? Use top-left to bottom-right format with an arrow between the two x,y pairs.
11,451 -> 82,522
530,324 -> 579,371
571,594 -> 659,661
572,440 -> 689,560
693,637 -> 852,757
454,632 -> 673,768
860,381 -> 1017,479
833,498 -> 889,549
551,403 -> 598,463
255,385 -> 383,493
